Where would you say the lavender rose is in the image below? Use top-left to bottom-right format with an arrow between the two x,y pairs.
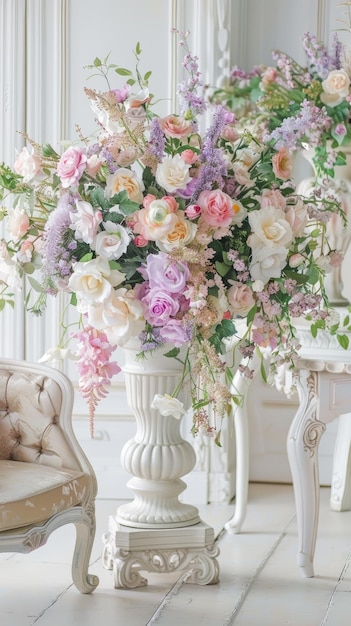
141,251 -> 189,294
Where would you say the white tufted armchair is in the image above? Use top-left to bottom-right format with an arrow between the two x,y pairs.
0,359 -> 99,593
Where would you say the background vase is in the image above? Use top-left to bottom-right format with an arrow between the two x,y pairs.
115,338 -> 200,529
297,145 -> 351,306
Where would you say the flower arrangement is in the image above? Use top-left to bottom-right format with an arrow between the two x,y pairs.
211,30 -> 351,179
0,32 -> 348,441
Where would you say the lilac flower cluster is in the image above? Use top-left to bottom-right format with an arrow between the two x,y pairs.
192,105 -> 228,198
265,99 -> 332,150
172,29 -> 207,119
302,32 -> 341,79
149,118 -> 166,161
42,193 -> 75,293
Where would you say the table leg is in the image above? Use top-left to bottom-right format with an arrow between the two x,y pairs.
225,369 -> 251,534
287,369 -> 326,577
330,412 -> 351,511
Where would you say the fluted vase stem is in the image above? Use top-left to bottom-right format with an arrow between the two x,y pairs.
116,339 -> 200,529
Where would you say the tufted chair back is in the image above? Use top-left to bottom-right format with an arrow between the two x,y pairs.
0,367 -> 80,470
0,359 -> 99,594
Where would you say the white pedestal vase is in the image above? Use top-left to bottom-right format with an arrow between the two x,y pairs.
102,338 -> 220,588
298,146 -> 351,306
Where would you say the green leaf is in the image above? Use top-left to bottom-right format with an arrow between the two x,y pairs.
307,265 -> 320,285
215,261 -> 231,277
93,57 -> 102,67
337,334 -> 349,350
115,68 -> 133,76
163,347 -> 180,358
79,252 -> 94,262
28,276 -> 45,293
219,318 -> 237,337
310,323 -> 318,338
260,359 -> 267,382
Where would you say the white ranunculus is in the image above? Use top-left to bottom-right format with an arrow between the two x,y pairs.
248,206 -> 294,249
249,246 -> 288,284
86,287 -> 145,346
68,257 -> 125,305
151,394 -> 185,420
155,154 -> 191,193
92,221 -> 130,259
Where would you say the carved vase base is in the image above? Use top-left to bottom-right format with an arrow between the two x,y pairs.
102,516 -> 220,588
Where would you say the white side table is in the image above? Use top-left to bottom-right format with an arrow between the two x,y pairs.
287,320 -> 351,577
225,317 -> 351,579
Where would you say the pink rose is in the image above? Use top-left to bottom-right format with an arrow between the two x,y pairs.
197,189 -> 234,228
181,149 -> 198,165
220,126 -> 240,142
134,234 -> 148,247
57,146 -> 87,188
185,204 -> 202,220
272,147 -> 293,181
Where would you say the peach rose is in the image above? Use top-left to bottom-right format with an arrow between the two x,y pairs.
105,167 -> 145,204
159,115 -> 195,138
227,281 -> 255,316
272,147 -> 293,180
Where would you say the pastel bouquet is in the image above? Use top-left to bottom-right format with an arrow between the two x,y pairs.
0,33 -> 348,441
211,30 -> 351,179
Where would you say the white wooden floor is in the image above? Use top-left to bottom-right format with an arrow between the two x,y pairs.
1,482 -> 350,625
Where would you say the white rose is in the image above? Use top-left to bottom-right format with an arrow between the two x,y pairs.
232,163 -> 255,188
92,221 -> 130,259
86,287 -> 145,346
249,246 -> 288,284
68,257 -> 125,305
151,394 -> 185,420
6,206 -> 30,242
248,206 -> 294,249
13,147 -> 42,182
105,167 -> 145,204
70,200 -> 102,244
320,69 -> 350,107
156,154 -> 191,193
